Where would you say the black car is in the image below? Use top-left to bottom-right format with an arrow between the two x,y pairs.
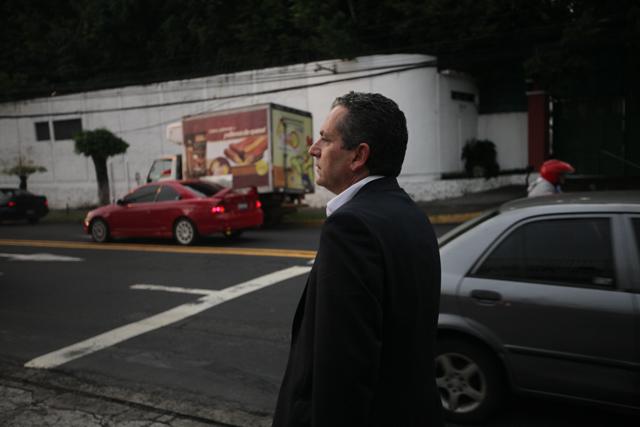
0,188 -> 49,223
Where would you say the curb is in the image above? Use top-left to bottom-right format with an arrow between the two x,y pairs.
427,211 -> 482,225
43,209 -> 483,227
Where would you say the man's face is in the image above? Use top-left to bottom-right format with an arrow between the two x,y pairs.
308,106 -> 356,194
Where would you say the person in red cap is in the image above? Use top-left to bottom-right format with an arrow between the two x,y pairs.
527,159 -> 575,197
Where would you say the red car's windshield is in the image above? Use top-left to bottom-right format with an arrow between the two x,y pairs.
182,182 -> 224,197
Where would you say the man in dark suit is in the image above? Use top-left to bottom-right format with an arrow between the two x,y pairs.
273,92 -> 443,427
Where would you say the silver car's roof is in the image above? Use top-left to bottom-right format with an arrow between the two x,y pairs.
499,190 -> 640,214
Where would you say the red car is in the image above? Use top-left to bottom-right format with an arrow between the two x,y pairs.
83,180 -> 263,245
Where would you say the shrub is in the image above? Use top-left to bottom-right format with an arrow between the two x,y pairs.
461,139 -> 500,179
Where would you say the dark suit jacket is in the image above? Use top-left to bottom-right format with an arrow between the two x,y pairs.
273,177 -> 443,427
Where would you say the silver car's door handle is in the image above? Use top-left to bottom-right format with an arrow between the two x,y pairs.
470,289 -> 502,303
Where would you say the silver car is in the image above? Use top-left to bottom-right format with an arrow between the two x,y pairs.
436,191 -> 640,423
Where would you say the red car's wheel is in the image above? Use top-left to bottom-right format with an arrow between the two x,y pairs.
174,217 -> 198,245
90,218 -> 110,243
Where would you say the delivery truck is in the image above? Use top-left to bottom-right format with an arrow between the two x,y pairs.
146,103 -> 314,224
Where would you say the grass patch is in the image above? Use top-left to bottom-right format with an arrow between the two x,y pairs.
42,209 -> 90,224
283,207 -> 326,223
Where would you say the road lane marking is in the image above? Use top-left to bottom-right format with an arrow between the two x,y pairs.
0,252 -> 83,262
24,265 -> 311,369
130,284 -> 217,296
0,239 -> 316,259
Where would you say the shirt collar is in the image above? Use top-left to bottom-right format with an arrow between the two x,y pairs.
326,175 -> 384,217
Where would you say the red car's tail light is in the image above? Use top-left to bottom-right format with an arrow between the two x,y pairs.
255,200 -> 262,209
211,205 -> 225,214
8,201 -> 16,208
44,200 -> 48,207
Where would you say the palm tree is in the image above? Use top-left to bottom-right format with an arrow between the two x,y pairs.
2,156 -> 46,190
74,128 -> 129,206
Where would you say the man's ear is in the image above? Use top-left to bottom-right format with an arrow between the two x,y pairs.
350,143 -> 370,172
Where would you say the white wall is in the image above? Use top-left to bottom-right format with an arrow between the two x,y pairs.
437,72 -> 479,174
0,53 -> 528,209
477,112 -> 528,170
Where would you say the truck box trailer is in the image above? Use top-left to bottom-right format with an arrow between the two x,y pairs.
147,103 -> 314,223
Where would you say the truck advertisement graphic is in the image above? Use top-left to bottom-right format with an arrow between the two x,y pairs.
271,108 -> 314,192
182,107 -> 271,189
178,104 -> 314,194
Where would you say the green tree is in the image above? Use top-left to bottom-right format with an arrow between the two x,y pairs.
2,156 -> 47,190
1,0 -> 637,100
73,128 -> 129,206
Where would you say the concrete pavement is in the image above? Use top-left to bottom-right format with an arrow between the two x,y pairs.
0,357 -> 264,427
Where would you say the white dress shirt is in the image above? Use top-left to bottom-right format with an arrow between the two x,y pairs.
325,175 -> 384,217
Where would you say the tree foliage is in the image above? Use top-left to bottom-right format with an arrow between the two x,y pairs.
74,128 -> 129,206
3,158 -> 47,177
74,128 -> 129,159
461,139 -> 500,179
1,0 -> 637,101
2,156 -> 47,190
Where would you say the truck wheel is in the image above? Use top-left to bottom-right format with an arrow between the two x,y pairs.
90,218 -> 110,243
435,338 -> 506,423
223,229 -> 243,239
174,218 -> 198,245
262,210 -> 284,228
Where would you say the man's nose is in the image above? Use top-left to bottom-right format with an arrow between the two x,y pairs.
308,140 -> 320,157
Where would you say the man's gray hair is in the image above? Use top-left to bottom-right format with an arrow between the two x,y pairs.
331,92 -> 408,177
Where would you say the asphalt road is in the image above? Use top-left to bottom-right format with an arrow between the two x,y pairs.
0,221 -> 636,426
1,222 -> 316,424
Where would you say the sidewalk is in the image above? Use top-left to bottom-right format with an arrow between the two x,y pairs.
42,184 -> 529,227
0,358 -> 263,427
417,184 -> 528,224
290,184 -> 528,226
0,377 -> 224,427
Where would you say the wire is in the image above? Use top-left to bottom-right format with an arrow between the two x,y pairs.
0,60 -> 436,119
24,56 -> 436,101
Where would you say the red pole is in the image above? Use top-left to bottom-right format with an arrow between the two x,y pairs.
527,91 -> 549,169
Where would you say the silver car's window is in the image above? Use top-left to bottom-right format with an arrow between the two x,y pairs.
474,218 -> 615,288
438,210 -> 498,247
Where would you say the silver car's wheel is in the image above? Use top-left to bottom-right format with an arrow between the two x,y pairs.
437,352 -> 486,413
436,339 -> 504,423
90,218 -> 110,243
174,218 -> 197,245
